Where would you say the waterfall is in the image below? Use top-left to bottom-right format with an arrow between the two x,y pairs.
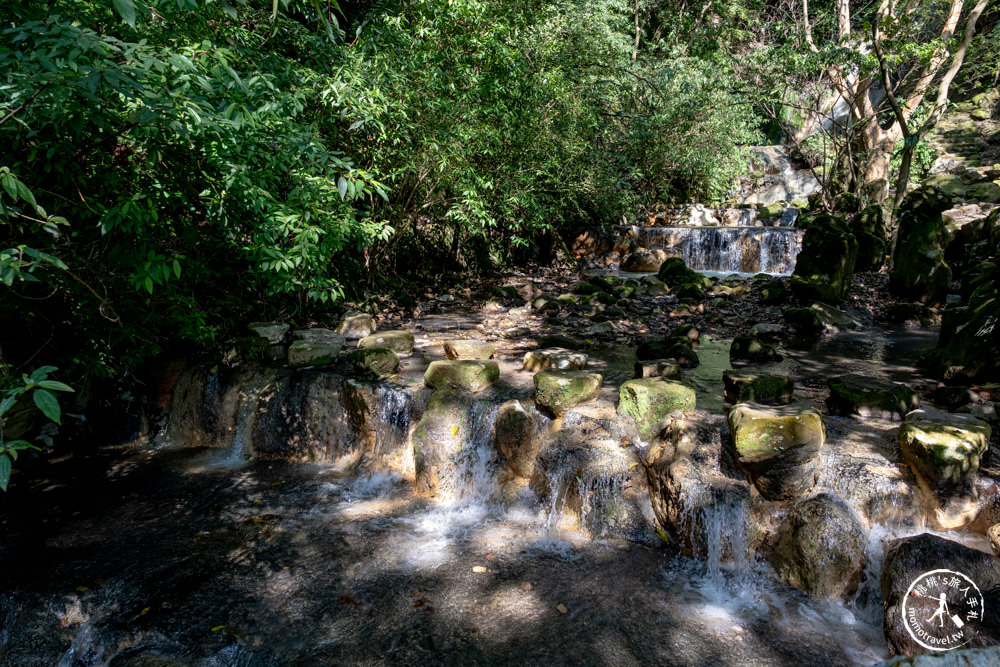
627,226 -> 804,275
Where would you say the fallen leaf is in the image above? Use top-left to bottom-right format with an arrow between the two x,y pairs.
472,565 -> 487,573
556,604 -> 568,614
520,581 -> 533,591
140,607 -> 151,616
211,625 -> 227,632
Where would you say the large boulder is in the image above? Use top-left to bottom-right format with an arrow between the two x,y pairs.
443,340 -> 495,360
790,213 -> 858,303
727,402 -> 826,501
925,261 -> 1000,383
357,330 -> 415,355
617,378 -> 696,441
412,391 -> 473,496
248,321 -> 289,344
621,248 -> 668,272
826,375 -> 920,422
657,257 -> 710,288
424,360 -> 500,393
533,370 -> 603,417
899,409 -> 991,528
523,348 -> 588,371
850,204 -> 889,272
722,369 -> 793,405
881,533 -> 1000,657
783,306 -> 825,337
889,186 -> 954,306
768,493 -> 867,599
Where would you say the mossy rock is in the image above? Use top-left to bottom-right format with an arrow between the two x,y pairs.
621,248 -> 668,272
922,173 -> 967,200
826,374 -> 919,422
617,378 -> 696,441
288,339 -> 341,367
634,358 -> 682,379
533,370 -> 603,417
556,293 -> 578,306
523,348 -> 588,371
424,360 -> 500,393
538,333 -> 587,350
357,330 -> 415,355
833,192 -> 861,214
850,204 -> 888,272
348,348 -> 399,377
676,282 -> 707,301
782,307 -> 825,337
657,257 -> 710,289
883,302 -> 938,326
727,402 -> 826,501
759,278 -> 788,304
758,203 -> 784,220
967,181 -> 1000,203
443,340 -> 495,360
791,213 -> 858,303
889,187 -> 954,306
493,400 -> 539,477
972,108 -> 991,121
490,285 -> 522,300
730,335 -> 782,363
671,324 -> 700,345
899,409 -> 991,495
412,390 -> 469,495
636,337 -> 699,368
723,369 -> 793,405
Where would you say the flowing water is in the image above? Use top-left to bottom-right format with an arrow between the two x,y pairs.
621,226 -> 804,276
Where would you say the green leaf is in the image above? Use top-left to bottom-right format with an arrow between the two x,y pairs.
37,381 -> 74,393
0,395 -> 16,417
113,0 -> 137,27
173,259 -> 182,279
33,389 -> 61,425
0,454 -> 11,492
337,177 -> 348,200
144,276 -> 154,294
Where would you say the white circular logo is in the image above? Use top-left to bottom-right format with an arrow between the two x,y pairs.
902,569 -> 984,652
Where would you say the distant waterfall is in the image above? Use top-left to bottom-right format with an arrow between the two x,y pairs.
624,226 -> 804,275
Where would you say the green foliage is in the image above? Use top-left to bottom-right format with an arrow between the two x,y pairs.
1,0 -> 759,384
0,365 -> 73,490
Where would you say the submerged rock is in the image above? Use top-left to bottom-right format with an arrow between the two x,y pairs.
358,330 -> 415,356
523,347 -> 588,371
727,402 -> 826,501
722,369 -> 793,405
617,378 -> 696,441
533,370 -> 603,417
412,391 -> 479,496
443,340 -> 496,360
424,360 -> 500,393
881,533 -> 1000,657
492,400 -> 540,478
826,375 -> 919,421
768,493 -> 867,599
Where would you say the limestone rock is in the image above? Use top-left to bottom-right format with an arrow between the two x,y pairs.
621,248 -> 668,272
533,370 -> 603,417
768,493 -> 867,599
523,348 -> 588,371
727,402 -> 825,501
424,360 -> 500,393
881,533 -> 1000,657
850,204 -> 889,272
412,391 -> 471,495
617,378 -> 696,441
248,321 -> 289,344
723,369 -> 793,405
826,375 -> 920,421
443,340 -> 496,360
334,311 -> 376,339
348,348 -> 400,377
357,330 -> 415,355
288,339 -> 341,367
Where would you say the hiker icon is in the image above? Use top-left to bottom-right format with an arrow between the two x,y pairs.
928,593 -> 950,628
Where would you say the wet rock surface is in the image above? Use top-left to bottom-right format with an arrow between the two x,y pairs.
826,374 -> 920,422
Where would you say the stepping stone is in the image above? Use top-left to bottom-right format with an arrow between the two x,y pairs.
727,402 -> 826,501
288,339 -> 341,367
443,340 -> 495,360
334,311 -> 376,339
826,374 -> 919,421
424,360 -> 500,393
523,348 -> 588,371
534,370 -> 602,417
348,348 -> 399,377
617,378 -> 695,441
730,335 -> 782,363
358,330 -> 414,355
633,359 -> 681,379
248,321 -> 289,344
723,369 -> 793,405
899,409 -> 991,496
292,328 -> 345,345
493,400 -> 540,477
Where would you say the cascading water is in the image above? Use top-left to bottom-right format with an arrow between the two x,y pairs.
626,225 -> 804,275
